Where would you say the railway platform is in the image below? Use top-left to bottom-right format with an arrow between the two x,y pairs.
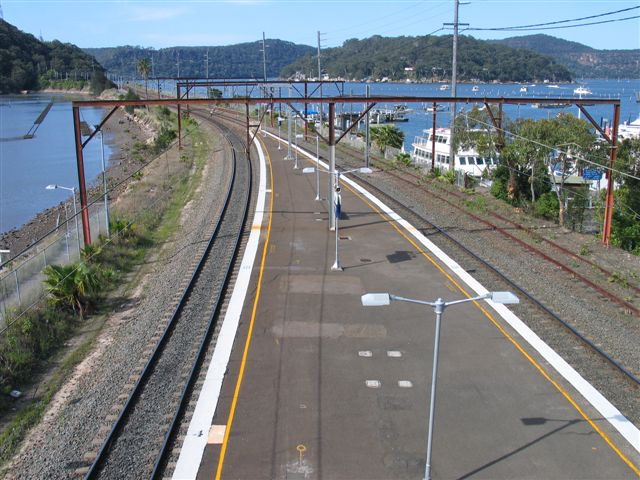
172,130 -> 639,479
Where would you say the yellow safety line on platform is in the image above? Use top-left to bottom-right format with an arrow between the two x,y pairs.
346,180 -> 640,477
215,139 -> 274,480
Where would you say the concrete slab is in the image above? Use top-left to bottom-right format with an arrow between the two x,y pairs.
190,134 -> 639,480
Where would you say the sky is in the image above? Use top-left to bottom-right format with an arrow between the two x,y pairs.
2,0 -> 639,51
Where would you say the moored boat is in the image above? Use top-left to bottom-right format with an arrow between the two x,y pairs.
574,86 -> 592,95
411,127 -> 498,177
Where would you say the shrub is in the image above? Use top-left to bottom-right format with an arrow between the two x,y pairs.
534,192 -> 559,220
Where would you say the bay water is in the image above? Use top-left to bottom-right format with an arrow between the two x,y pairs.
0,93 -> 113,233
1,79 -> 638,235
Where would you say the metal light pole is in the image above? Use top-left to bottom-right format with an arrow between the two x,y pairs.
285,89 -> 293,160
277,118 -> 282,150
361,291 -> 519,480
365,84 -> 371,168
46,184 -> 81,256
331,172 -> 343,271
97,128 -> 110,237
315,135 -> 321,201
294,120 -> 300,169
303,166 -> 372,271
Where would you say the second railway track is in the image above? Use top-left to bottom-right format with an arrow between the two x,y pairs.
83,115 -> 253,479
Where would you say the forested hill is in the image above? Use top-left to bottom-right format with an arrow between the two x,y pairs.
84,40 -> 315,79
492,35 -> 639,79
281,34 -> 572,83
0,20 -> 110,94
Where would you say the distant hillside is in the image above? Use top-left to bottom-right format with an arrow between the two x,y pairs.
492,35 -> 639,79
84,40 -> 315,79
281,34 -> 572,83
0,19 -> 110,94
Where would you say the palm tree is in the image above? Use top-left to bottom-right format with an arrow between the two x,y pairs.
137,58 -> 151,99
43,262 -> 105,318
370,124 -> 405,156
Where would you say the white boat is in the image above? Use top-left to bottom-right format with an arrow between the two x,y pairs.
424,103 -> 447,113
411,128 -> 498,177
370,104 -> 412,123
519,86 -> 528,93
547,84 -> 560,89
439,84 -> 450,91
574,86 -> 592,95
618,116 -> 640,139
471,85 -> 479,92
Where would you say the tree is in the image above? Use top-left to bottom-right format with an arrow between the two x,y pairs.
370,124 -> 404,156
607,137 -> 640,254
137,58 -> 151,99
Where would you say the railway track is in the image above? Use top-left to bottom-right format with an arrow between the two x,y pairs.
191,106 -> 640,426
233,116 -> 640,427
82,117 -> 253,479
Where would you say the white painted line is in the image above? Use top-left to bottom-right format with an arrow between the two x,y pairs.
398,380 -> 413,388
172,137 -> 268,479
366,380 -> 382,388
387,351 -> 402,358
263,128 -> 640,455
358,350 -> 373,357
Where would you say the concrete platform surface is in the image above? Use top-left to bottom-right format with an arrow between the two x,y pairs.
179,134 -> 639,480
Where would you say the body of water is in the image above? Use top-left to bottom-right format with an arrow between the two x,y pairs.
0,93 -> 113,233
1,79 -> 638,234
321,78 -> 640,148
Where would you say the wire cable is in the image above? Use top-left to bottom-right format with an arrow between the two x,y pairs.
468,5 -> 640,32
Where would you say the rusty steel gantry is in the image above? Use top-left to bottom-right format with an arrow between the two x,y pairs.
72,92 -> 621,249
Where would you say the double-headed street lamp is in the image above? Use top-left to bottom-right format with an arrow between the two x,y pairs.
303,166 -> 372,271
46,184 -> 81,255
361,290 -> 520,480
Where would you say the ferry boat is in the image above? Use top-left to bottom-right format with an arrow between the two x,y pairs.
471,85 -> 480,92
439,84 -> 450,91
519,86 -> 528,93
410,127 -> 498,177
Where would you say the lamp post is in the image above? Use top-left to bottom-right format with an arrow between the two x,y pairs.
303,166 -> 372,271
315,135 -> 321,201
361,290 -> 520,480
46,184 -> 81,256
96,126 -> 110,237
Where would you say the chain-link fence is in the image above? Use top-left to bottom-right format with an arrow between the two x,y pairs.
0,200 -> 109,328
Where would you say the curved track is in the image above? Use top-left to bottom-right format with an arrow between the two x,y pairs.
84,117 -> 253,479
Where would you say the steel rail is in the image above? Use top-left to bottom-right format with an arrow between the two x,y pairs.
347,167 -> 640,387
84,120 -> 245,479
150,113 -> 253,479
274,130 -> 640,388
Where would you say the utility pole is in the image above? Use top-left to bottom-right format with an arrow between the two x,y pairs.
444,0 -> 468,172
262,32 -> 268,81
317,31 -> 325,126
317,31 -> 322,80
205,48 -> 209,79
176,50 -> 180,78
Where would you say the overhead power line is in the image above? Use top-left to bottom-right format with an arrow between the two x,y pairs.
468,5 -> 640,31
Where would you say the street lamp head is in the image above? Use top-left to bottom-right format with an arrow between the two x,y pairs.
302,167 -> 316,174
45,184 -> 57,190
361,293 -> 391,306
489,291 -> 519,304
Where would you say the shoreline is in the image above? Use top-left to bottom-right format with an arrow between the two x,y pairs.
0,97 -> 153,264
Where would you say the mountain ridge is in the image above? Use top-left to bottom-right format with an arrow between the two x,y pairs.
491,34 -> 639,78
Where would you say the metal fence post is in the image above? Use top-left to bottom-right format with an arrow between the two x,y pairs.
14,270 -> 21,306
